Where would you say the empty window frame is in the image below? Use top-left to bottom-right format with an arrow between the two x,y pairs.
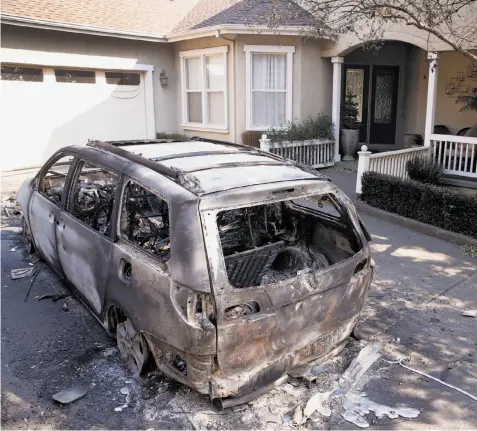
105,72 -> 141,86
55,69 -> 96,83
180,46 -> 228,129
69,161 -> 119,236
120,181 -> 171,262
1,65 -> 43,82
39,155 -> 75,206
216,194 -> 361,288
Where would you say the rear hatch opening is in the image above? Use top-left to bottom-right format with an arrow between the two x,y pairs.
217,194 -> 364,289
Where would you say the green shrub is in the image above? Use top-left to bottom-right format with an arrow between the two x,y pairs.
361,172 -> 477,238
406,157 -> 443,184
266,114 -> 334,143
156,132 -> 189,140
341,92 -> 360,130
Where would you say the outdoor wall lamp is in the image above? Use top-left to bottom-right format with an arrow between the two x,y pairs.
159,69 -> 168,87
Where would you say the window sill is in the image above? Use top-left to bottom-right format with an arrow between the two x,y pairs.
182,124 -> 229,134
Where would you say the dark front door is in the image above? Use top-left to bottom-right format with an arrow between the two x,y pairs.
369,66 -> 399,145
343,65 -> 399,145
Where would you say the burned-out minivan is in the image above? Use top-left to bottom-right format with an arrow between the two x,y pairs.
17,138 -> 373,406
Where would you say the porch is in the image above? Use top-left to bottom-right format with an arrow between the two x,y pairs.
326,42 -> 477,188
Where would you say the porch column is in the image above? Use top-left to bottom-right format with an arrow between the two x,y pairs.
331,56 -> 344,162
424,52 -> 439,147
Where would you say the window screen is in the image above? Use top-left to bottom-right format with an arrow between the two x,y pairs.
120,181 -> 170,262
69,161 -> 119,236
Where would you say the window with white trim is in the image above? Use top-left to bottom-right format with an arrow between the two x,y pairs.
245,45 -> 295,130
180,46 -> 228,130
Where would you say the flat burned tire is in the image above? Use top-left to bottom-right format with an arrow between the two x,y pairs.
22,216 -> 35,254
117,318 -> 150,376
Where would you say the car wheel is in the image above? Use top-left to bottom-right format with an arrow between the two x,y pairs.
22,216 -> 35,254
116,318 -> 150,376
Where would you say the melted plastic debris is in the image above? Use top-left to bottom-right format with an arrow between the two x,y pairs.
462,309 -> 477,317
11,267 -> 36,279
52,386 -> 88,404
338,342 -> 382,394
341,393 -> 420,427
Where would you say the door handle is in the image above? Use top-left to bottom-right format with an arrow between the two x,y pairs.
48,213 -> 55,224
56,220 -> 65,230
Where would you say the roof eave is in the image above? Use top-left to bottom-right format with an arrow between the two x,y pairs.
1,14 -> 168,43
166,24 -> 323,42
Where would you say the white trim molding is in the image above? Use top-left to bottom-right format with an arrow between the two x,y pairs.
179,46 -> 229,132
331,56 -> 344,162
244,45 -> 295,131
1,48 -> 156,139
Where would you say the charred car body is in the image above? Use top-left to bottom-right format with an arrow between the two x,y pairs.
17,138 -> 374,406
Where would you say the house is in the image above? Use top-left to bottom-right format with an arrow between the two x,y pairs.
1,0 -> 476,177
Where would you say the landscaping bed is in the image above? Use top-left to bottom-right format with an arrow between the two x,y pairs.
361,171 -> 477,239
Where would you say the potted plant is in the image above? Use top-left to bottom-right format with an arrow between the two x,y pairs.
340,92 -> 360,160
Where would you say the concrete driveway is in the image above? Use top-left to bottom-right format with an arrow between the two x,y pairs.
1,178 -> 476,429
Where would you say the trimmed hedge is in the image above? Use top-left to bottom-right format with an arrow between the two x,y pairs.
361,172 -> 477,239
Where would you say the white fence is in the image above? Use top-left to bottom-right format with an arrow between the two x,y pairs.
430,134 -> 477,178
356,145 -> 429,193
259,135 -> 334,168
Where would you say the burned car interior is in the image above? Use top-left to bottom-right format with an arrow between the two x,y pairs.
71,162 -> 119,236
218,195 -> 362,288
120,181 -> 171,262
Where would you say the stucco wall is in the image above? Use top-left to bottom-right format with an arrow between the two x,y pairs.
1,25 -> 177,135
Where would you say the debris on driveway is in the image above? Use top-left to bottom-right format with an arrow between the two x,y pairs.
11,267 -> 36,279
293,390 -> 332,425
102,347 -> 118,357
341,393 -> 420,428
37,293 -> 69,302
114,386 -> 131,412
62,303 -> 69,312
52,386 -> 88,404
338,341 -> 382,394
462,309 -> 477,317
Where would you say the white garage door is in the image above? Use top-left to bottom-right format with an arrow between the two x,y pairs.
1,65 -> 149,171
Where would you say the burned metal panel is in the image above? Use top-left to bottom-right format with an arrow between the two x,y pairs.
16,178 -> 34,224
122,163 -> 210,292
28,192 -> 63,273
200,181 -> 372,378
105,240 -> 217,356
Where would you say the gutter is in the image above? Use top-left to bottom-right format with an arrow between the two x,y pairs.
1,14 -> 168,43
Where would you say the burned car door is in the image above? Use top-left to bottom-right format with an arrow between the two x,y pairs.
55,159 -> 120,315
106,179 -> 172,331
29,153 -> 76,274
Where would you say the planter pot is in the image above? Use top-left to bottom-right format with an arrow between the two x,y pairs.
340,129 -> 359,161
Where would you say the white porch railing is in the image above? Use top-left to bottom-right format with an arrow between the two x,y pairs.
356,145 -> 429,193
259,135 -> 334,168
430,134 -> 477,178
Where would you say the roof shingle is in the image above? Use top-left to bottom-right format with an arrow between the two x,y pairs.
1,0 -> 313,38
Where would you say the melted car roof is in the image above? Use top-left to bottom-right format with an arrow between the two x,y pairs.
99,140 -> 326,195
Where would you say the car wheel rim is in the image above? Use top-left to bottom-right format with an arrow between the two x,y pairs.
117,319 -> 149,376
